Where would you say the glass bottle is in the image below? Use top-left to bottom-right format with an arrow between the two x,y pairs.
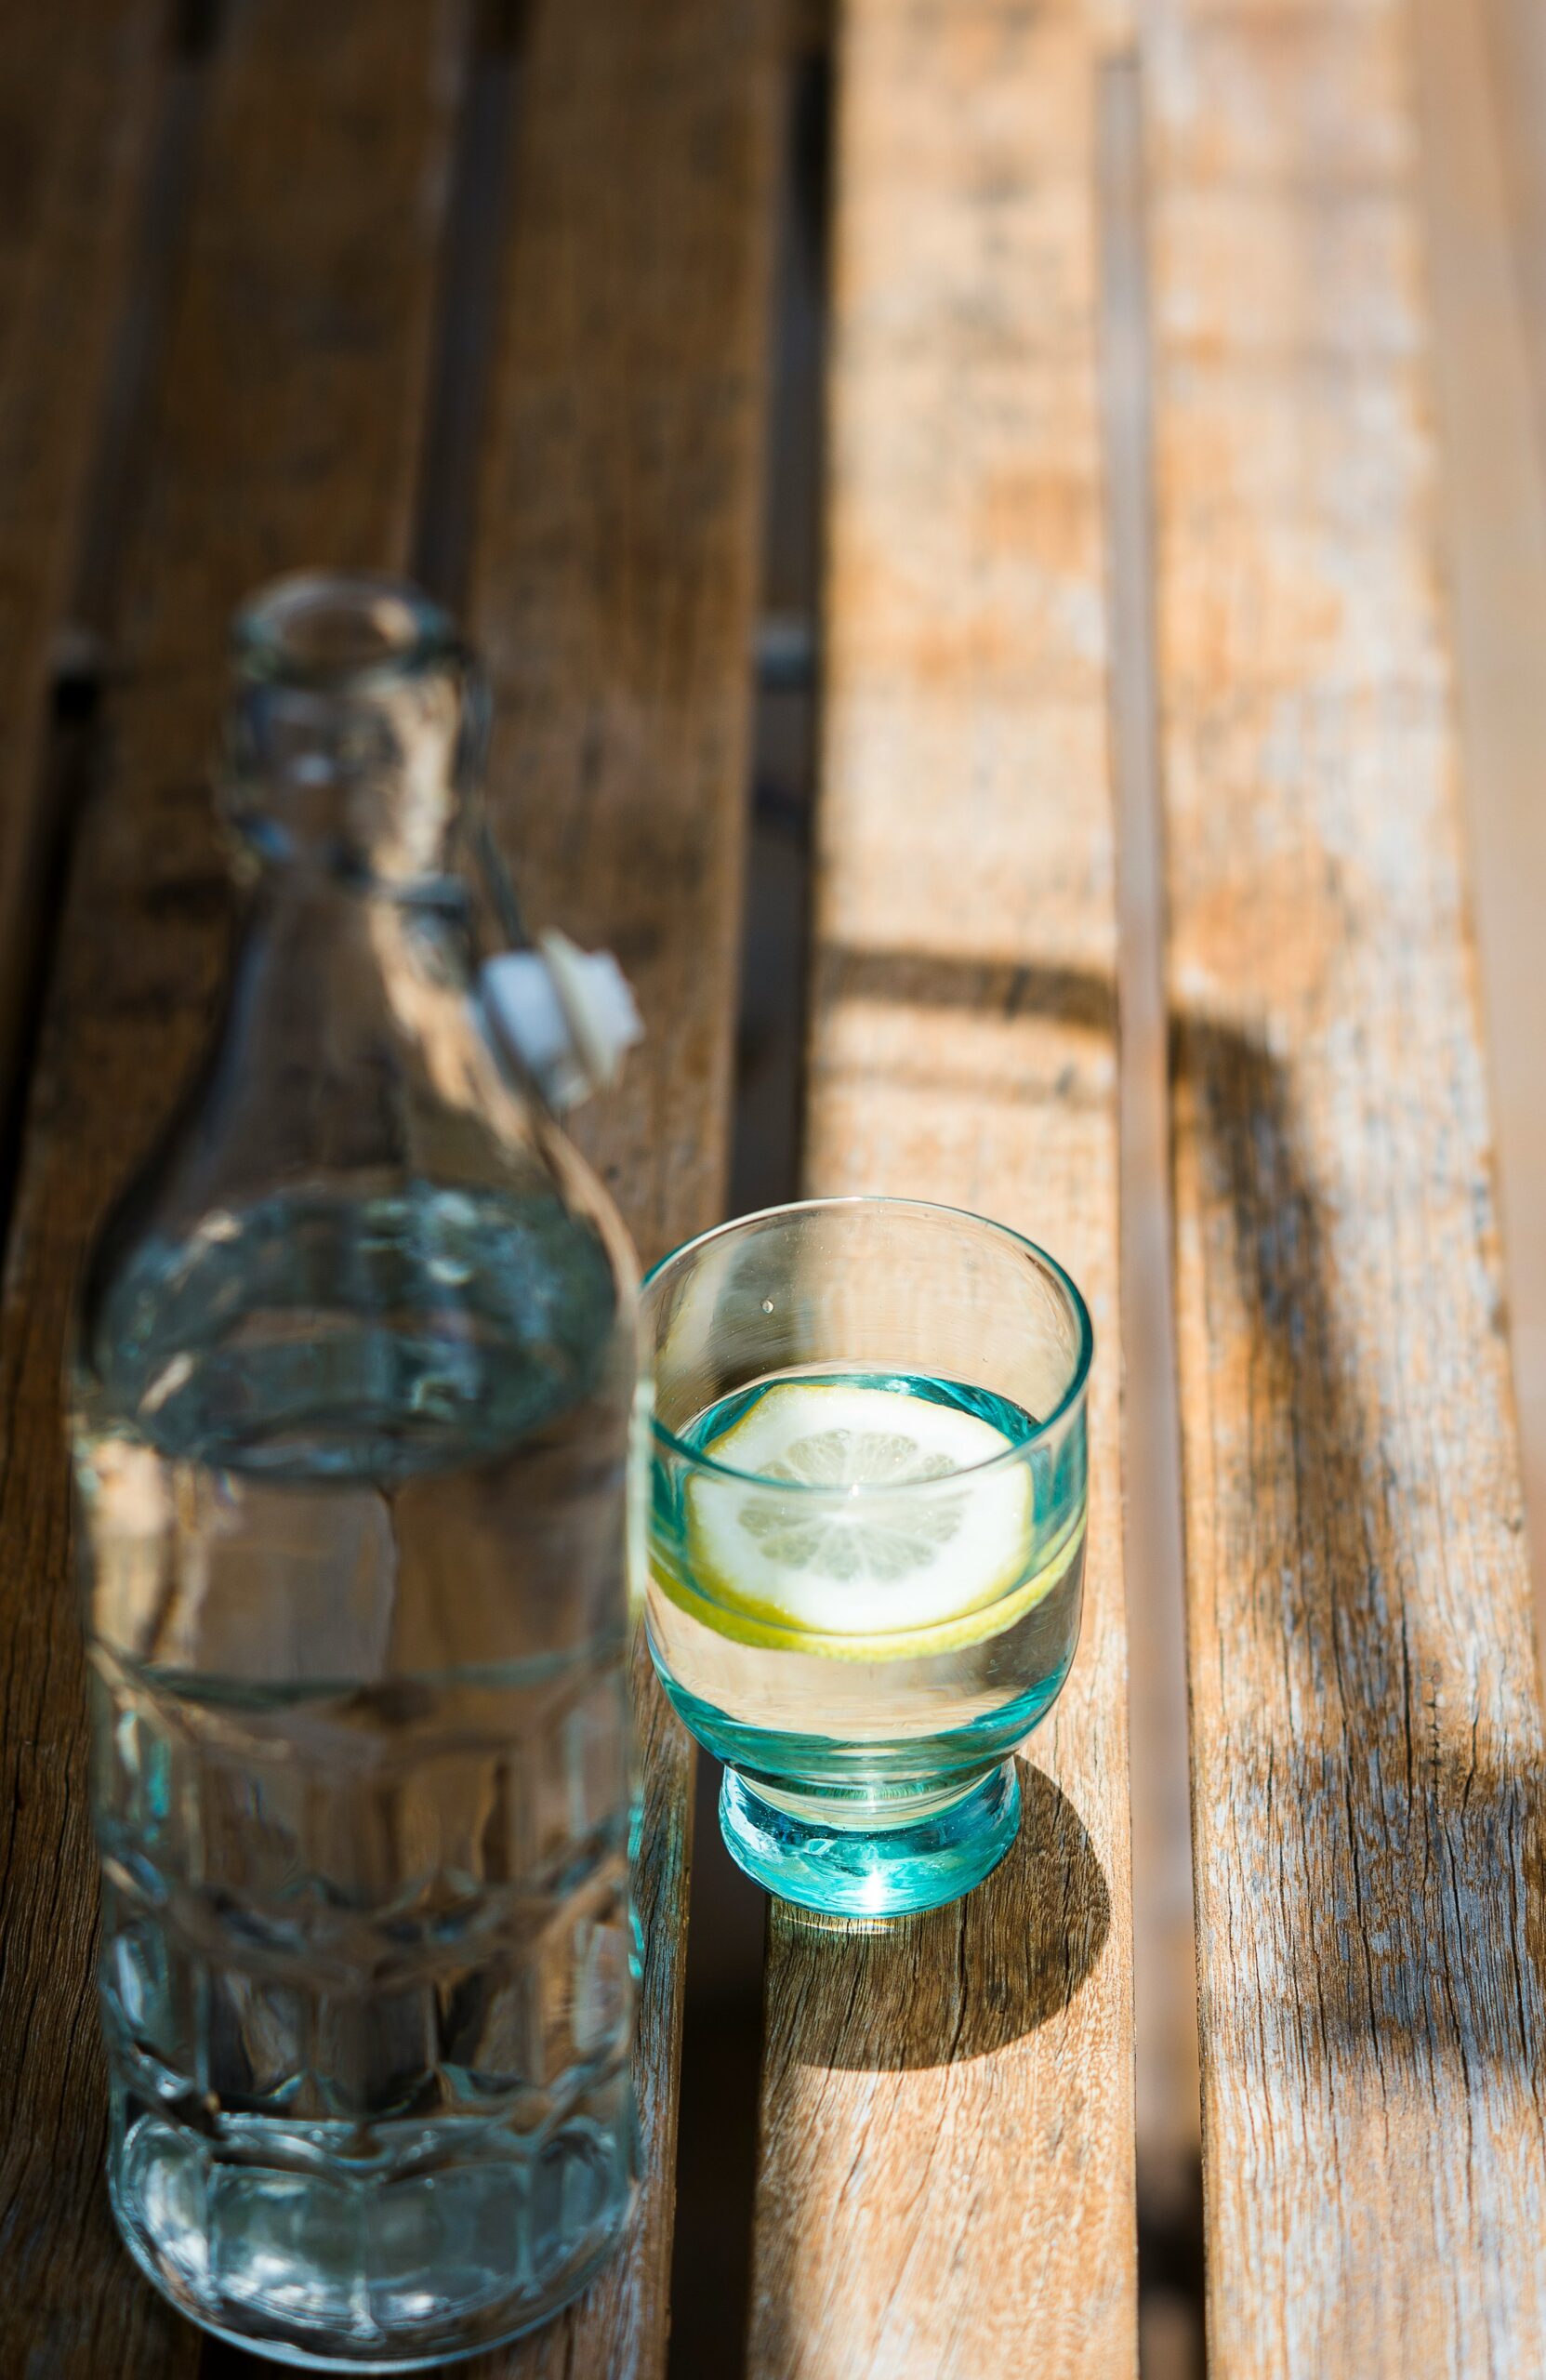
71,575 -> 641,2369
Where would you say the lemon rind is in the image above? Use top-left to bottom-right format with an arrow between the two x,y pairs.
651,1508 -> 1086,1663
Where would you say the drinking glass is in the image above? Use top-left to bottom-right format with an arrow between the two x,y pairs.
641,1197 -> 1091,1916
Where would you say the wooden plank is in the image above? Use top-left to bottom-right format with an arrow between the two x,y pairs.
1482,0 -> 1546,485
1431,0 -> 1546,1642
464,2 -> 780,2374
0,0 -> 165,1146
1148,0 -> 1546,2370
0,7 -> 467,2372
747,5 -> 1136,2375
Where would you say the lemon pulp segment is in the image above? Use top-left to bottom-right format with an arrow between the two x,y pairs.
674,1379 -> 1047,1654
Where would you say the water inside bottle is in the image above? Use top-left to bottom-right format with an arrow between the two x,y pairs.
76,1183 -> 640,2367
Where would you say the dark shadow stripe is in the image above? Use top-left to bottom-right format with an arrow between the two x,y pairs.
813,944 -> 1117,1037
410,0 -> 527,609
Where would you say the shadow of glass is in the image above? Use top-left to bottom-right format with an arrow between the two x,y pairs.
767,1759 -> 1110,2071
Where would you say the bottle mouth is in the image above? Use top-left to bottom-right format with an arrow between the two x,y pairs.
232,573 -> 463,691
222,572 -> 493,890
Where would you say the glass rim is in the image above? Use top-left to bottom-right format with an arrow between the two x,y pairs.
231,570 -> 469,694
641,1195 -> 1094,1495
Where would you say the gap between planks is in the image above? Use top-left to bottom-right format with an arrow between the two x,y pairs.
1096,46 -> 1206,2380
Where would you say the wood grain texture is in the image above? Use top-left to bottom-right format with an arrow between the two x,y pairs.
463,1 -> 780,2372
0,7 -> 467,2373
1482,0 -> 1546,486
1428,0 -> 1546,1644
0,0 -> 164,1141
747,5 -> 1135,2374
1149,0 -> 1546,2369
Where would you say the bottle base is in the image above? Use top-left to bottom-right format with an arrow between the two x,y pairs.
719,1758 -> 1020,1916
109,2101 -> 636,2371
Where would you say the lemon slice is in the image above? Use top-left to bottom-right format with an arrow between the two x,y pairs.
680,1380 -> 1039,1647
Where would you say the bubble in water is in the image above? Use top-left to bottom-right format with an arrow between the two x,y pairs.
760,1300 -> 773,1314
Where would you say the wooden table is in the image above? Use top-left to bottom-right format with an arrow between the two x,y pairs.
3,2 -> 1545,2373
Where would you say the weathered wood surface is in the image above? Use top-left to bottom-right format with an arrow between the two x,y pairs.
0,0 -> 165,1141
1418,0 -> 1546,1643
0,6 -> 467,2372
747,4 -> 1135,2374
464,4 -> 780,2372
1149,0 -> 1546,2369
1483,0 -> 1546,487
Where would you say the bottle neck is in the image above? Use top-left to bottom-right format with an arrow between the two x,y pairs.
222,574 -> 493,903
173,840 -> 535,1233
190,574 -> 538,1184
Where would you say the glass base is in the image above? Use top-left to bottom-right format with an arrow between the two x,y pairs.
719,1759 -> 1020,1916
108,2098 -> 635,2371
